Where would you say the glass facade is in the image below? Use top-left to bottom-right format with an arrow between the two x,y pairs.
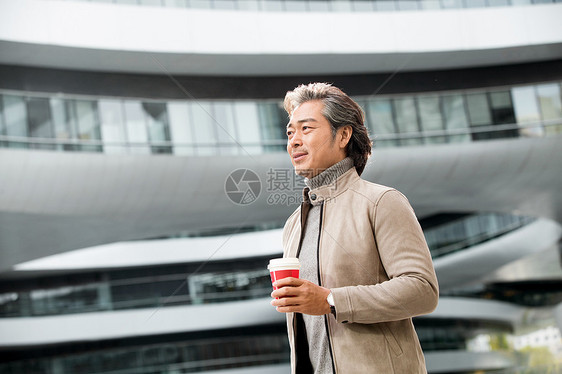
0,216 -> 559,373
537,83 -> 562,135
39,0 -> 562,11
1,319 -> 559,374
445,280 -> 562,307
415,318 -> 513,351
0,325 -> 291,374
0,257 -> 562,374
423,213 -> 536,258
1,81 -> 561,155
0,212 -> 538,319
0,257 -> 274,318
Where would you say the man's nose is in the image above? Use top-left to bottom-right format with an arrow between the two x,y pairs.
288,132 -> 301,148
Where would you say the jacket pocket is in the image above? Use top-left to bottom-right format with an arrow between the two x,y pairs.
379,323 -> 403,357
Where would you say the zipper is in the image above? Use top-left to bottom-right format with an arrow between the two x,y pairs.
294,201 -> 310,372
296,201 -> 311,258
316,203 -> 336,374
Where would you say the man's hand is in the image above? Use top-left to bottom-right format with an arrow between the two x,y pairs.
270,277 -> 331,316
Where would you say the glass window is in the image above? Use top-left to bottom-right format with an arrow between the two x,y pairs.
0,291 -> 22,317
442,94 -> 470,143
75,100 -> 102,152
188,270 -> 270,304
440,0 -> 462,8
372,1 -> 393,11
489,91 -> 515,123
285,0 -> 308,11
167,101 -> 195,156
309,1 -> 331,11
111,282 -> 156,309
189,0 -> 213,8
258,102 -> 286,153
397,1 -> 420,10
2,95 -> 28,138
26,97 -> 55,150
99,100 -> 127,154
512,85 -> 543,137
163,0 -> 188,6
139,0 -> 163,5
51,98 -> 79,151
466,93 -> 491,126
488,0 -> 510,6
366,98 -> 397,147
237,0 -> 260,10
212,102 -> 238,155
393,97 -> 422,146
190,101 -> 217,156
0,96 -> 4,146
234,101 -> 262,155
489,91 -> 518,139
50,98 -> 70,145
420,0 -> 441,9
30,285 -> 101,316
26,98 -> 53,138
537,83 -> 562,135
2,95 -> 28,149
143,102 -> 172,154
262,1 -> 284,11
464,0 -> 487,7
331,0 -> 353,11
123,101 -> 150,154
213,0 -> 237,9
417,96 -> 446,144
466,93 -> 492,140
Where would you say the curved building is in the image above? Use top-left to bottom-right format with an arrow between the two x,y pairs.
1,0 -> 561,373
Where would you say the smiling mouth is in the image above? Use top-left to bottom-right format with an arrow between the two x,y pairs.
292,153 -> 307,162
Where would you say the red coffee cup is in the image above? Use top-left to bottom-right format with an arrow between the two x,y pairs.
268,257 -> 300,290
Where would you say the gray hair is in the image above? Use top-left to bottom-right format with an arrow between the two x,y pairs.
284,82 -> 372,176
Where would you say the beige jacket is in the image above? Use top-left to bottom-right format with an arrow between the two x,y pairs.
282,167 -> 439,373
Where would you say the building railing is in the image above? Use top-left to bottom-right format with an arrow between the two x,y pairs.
40,0 -> 562,12
2,81 -> 561,156
0,213 -> 537,319
0,331 -> 291,374
0,268 -> 274,318
0,120 -> 560,155
426,213 -> 536,258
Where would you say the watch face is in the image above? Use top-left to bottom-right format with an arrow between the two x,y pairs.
327,293 -> 334,306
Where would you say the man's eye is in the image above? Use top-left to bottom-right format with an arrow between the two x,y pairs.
287,131 -> 293,137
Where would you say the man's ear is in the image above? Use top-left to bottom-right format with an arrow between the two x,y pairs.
338,125 -> 353,149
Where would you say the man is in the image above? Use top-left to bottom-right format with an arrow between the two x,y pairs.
270,83 -> 439,373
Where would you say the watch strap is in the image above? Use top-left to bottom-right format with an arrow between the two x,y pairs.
327,292 -> 336,318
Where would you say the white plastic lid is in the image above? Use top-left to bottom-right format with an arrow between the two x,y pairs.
267,257 -> 300,270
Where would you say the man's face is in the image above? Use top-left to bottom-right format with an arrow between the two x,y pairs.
286,100 -> 347,178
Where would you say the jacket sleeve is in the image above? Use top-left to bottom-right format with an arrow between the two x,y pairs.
332,189 -> 439,324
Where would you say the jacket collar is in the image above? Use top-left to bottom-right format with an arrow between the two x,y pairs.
302,167 -> 360,206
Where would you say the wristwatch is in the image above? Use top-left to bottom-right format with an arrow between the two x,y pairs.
327,292 -> 336,318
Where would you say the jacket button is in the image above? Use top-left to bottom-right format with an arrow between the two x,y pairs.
310,194 -> 317,200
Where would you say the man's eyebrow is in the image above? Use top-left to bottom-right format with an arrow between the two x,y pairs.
286,118 -> 318,129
